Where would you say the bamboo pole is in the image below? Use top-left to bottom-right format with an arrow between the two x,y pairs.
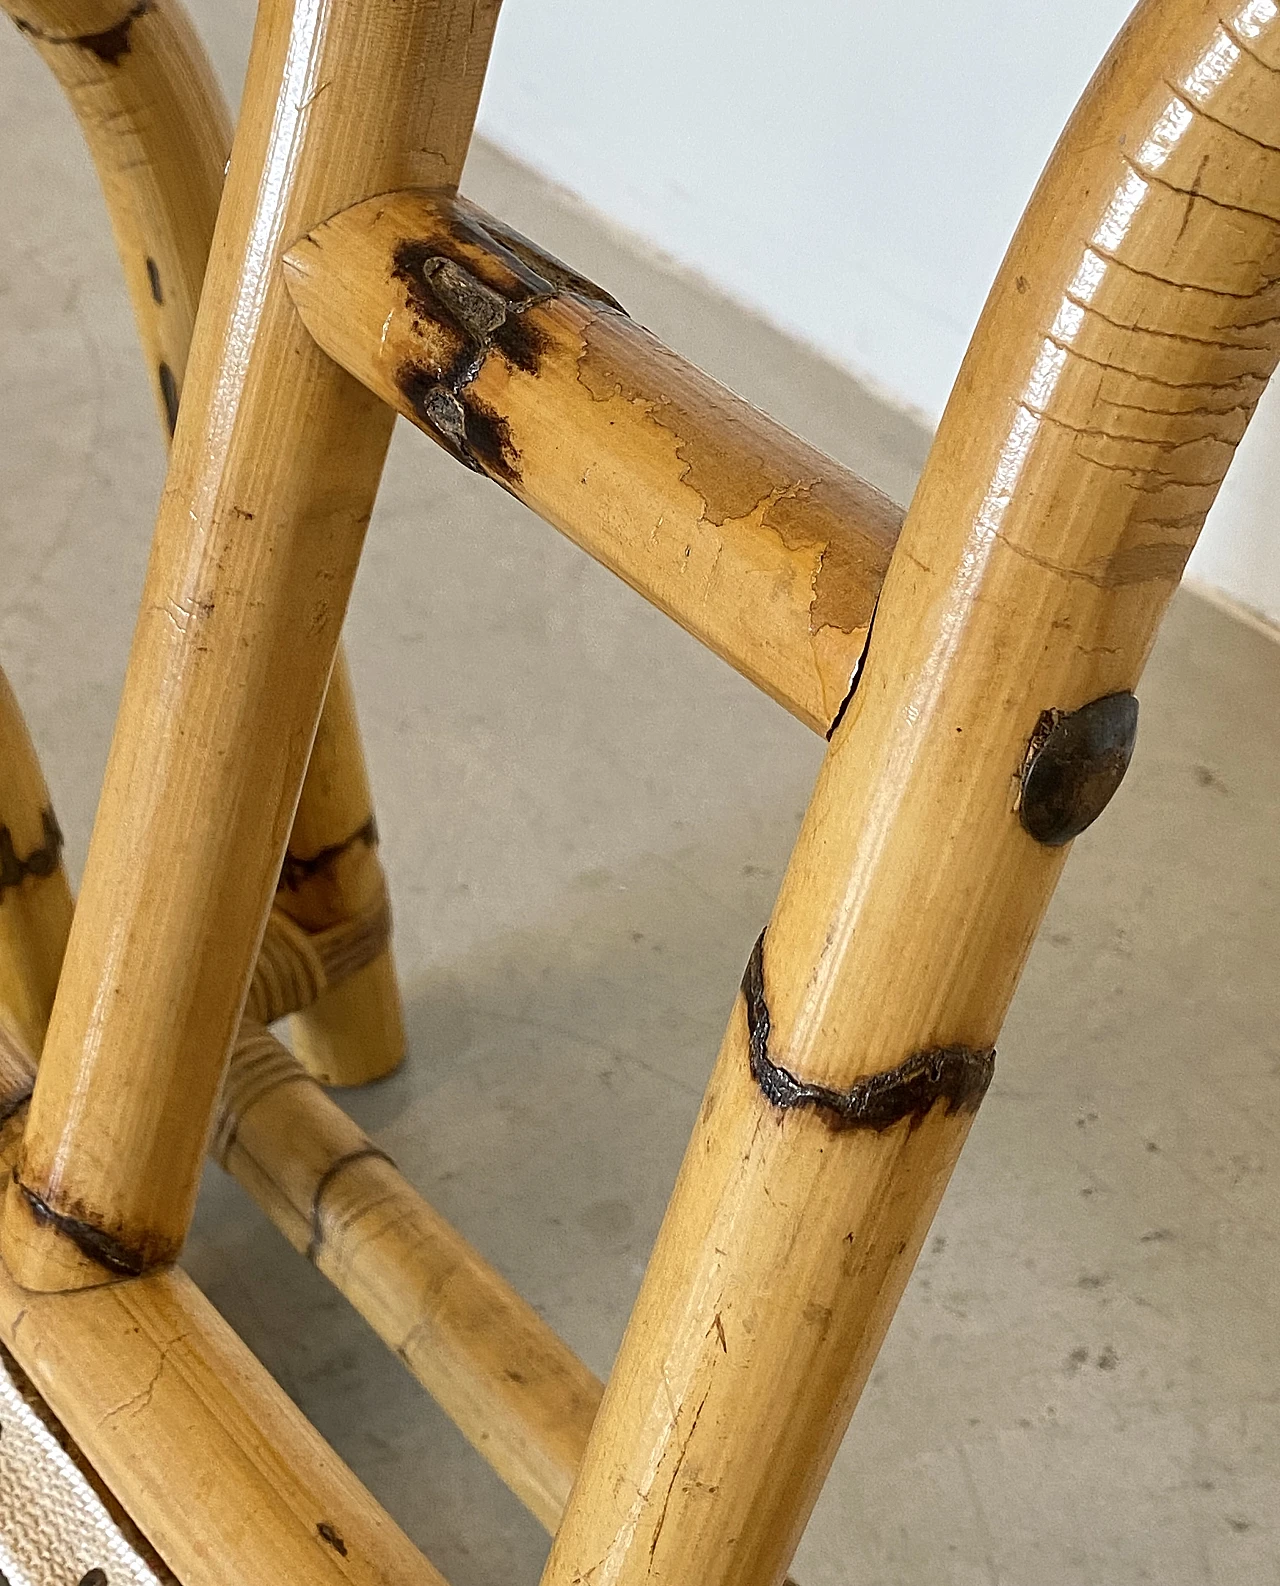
273,651 -> 404,1084
217,1023 -> 602,1533
284,192 -> 903,737
0,671 -> 73,1058
0,1059 -> 450,1586
3,0 -> 503,1293
536,3 -> 1280,1583
3,0 -> 405,1085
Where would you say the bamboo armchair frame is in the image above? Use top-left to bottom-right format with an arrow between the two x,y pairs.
0,0 -> 1274,1580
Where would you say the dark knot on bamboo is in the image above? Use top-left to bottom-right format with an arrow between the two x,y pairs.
1018,691 -> 1139,847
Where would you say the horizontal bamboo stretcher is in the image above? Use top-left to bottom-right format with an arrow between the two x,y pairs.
284,191 -> 903,736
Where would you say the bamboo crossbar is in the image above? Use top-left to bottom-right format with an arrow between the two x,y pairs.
283,191 -> 903,737
216,1026 -> 601,1533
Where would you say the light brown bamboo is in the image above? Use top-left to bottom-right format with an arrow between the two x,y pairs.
3,0 -> 503,1293
0,1062 -> 450,1586
4,0 -> 405,1085
216,1023 -> 602,1532
219,1028 -> 799,1586
284,192 -> 903,736
537,3 -> 1280,1583
274,650 -> 404,1084
0,671 -> 73,1058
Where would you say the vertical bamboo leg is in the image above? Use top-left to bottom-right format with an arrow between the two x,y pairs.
5,0 -> 404,1085
2,0 -> 503,1293
0,671 -> 73,1057
539,3 -> 1280,1583
275,654 -> 404,1084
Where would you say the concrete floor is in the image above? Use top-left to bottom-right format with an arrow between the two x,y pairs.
2,9 -> 1279,1584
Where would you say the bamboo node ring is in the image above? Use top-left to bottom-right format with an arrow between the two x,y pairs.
10,1172 -> 149,1278
741,932 -> 995,1129
0,807 -> 64,901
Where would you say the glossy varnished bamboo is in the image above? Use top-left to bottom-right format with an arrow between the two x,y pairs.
284,193 -> 902,736
217,1024 -> 601,1532
0,671 -> 73,1058
539,3 -> 1280,1583
4,0 -> 503,1292
4,0 -> 405,1085
2,0 -> 225,435
0,1055 -> 448,1586
273,652 -> 404,1084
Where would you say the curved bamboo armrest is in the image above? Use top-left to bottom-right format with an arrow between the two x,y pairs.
284,191 -> 903,736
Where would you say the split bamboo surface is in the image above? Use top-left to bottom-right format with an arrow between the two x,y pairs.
4,0 -> 504,1293
537,3 -> 1280,1583
0,670 -> 73,1059
284,192 -> 903,736
0,1061 -> 449,1586
3,0 -> 405,1086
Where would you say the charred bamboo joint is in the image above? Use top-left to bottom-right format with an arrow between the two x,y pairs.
388,199 -> 626,484
1018,692 -> 1139,847
0,807 -> 64,901
742,932 -> 994,1128
11,0 -> 150,65
278,814 -> 378,892
11,1172 -> 151,1278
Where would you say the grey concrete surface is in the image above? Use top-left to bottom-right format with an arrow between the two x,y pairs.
2,8 -> 1277,1583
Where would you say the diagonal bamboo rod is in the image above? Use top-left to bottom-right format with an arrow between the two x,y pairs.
216,1024 -> 602,1535
283,192 -> 903,737
3,0 -> 504,1294
0,669 -> 73,1058
0,1048 -> 450,1586
536,2 -> 1280,1583
2,0 -> 405,1086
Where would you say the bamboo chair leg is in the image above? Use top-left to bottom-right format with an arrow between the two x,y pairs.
2,0 -> 503,1295
276,653 -> 405,1085
538,3 -> 1280,1583
4,0 -> 405,1086
0,670 -> 73,1058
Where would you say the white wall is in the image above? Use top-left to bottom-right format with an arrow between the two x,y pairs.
479,0 -> 1280,625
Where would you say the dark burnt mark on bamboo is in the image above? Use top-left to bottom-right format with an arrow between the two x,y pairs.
1018,691 -> 1139,846
13,1171 -> 151,1277
157,361 -> 179,436
316,1523 -> 348,1557
306,1145 -> 394,1262
0,808 -> 64,902
13,1 -> 150,65
390,197 -> 627,484
742,931 -> 994,1129
278,814 -> 377,893
145,255 -> 163,304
